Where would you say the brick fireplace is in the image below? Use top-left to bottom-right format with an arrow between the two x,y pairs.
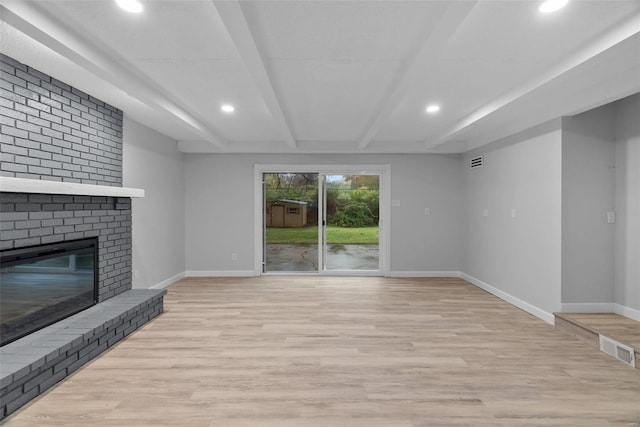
1,192 -> 133,301
0,55 -> 165,419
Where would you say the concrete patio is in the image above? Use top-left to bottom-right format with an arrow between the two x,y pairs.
265,244 -> 379,272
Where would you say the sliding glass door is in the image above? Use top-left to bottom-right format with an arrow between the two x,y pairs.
263,173 -> 319,272
322,174 -> 379,271
262,171 -> 380,274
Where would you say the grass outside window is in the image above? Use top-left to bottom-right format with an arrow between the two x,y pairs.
266,226 -> 378,245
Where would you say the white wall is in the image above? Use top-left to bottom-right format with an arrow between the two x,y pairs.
184,153 -> 462,275
614,93 -> 640,315
461,120 -> 563,321
561,107 -> 616,307
123,117 -> 186,288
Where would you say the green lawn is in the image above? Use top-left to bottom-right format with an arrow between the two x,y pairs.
266,226 -> 378,244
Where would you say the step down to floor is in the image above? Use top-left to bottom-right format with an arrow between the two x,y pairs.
554,312 -> 640,369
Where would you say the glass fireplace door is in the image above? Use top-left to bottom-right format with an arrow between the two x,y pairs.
0,238 -> 97,346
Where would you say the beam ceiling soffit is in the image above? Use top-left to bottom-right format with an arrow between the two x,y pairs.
212,0 -> 297,149
428,10 -> 640,150
357,0 -> 479,150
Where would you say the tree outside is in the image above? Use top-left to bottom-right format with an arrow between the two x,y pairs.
264,173 -> 379,229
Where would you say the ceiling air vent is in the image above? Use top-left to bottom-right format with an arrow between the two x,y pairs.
599,335 -> 636,368
470,155 -> 484,169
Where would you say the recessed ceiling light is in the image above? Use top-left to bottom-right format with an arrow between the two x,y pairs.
426,104 -> 440,114
221,104 -> 235,113
115,0 -> 143,13
539,0 -> 569,13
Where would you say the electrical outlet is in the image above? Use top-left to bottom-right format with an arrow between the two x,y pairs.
607,211 -> 615,224
231,253 -> 237,261
424,208 -> 430,216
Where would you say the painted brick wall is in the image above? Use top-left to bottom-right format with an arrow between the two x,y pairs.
0,53 -> 131,301
0,54 -> 123,186
0,193 -> 132,302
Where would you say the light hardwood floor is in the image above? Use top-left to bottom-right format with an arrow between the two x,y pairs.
557,312 -> 640,351
5,277 -> 640,426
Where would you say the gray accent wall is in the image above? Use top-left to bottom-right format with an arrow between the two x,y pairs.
0,54 -> 131,301
0,54 -> 123,186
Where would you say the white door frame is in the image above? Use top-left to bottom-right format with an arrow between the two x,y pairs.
254,164 -> 391,276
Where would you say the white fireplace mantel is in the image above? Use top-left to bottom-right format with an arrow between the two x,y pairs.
0,177 -> 144,198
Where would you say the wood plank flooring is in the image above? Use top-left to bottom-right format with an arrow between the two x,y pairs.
556,312 -> 640,351
4,277 -> 640,426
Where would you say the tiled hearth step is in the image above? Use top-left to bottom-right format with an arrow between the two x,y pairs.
0,289 -> 166,420
554,312 -> 640,370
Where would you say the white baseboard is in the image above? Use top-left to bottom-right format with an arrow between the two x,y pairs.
560,303 -> 615,313
615,304 -> 640,322
185,270 -> 257,277
389,271 -> 461,278
459,272 -> 555,325
149,271 -> 185,289
558,303 -> 640,322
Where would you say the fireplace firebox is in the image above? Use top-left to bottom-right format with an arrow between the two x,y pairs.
0,238 -> 98,346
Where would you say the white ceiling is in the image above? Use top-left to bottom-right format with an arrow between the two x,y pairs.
1,0 -> 639,154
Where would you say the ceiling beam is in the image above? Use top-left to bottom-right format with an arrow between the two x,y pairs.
428,10 -> 640,150
0,1 -> 228,149
212,0 -> 297,149
356,1 -> 478,150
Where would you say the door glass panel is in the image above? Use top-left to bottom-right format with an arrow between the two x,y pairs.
324,174 -> 380,271
263,173 -> 318,272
